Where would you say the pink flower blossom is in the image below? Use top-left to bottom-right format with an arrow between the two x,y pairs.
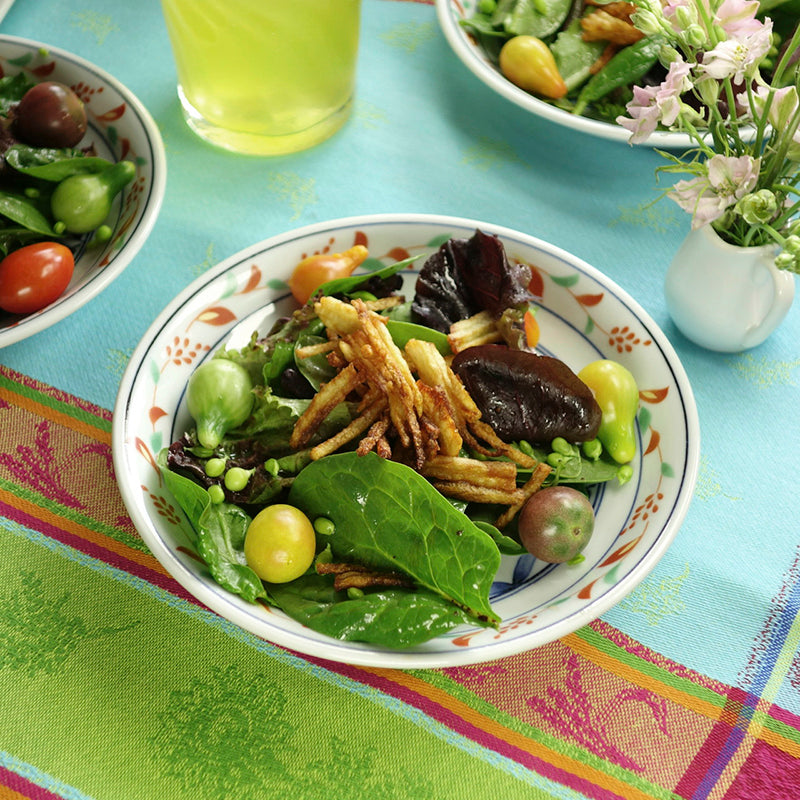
662,0 -> 763,39
714,0 -> 762,36
699,22 -> 773,83
668,154 -> 761,226
618,60 -> 693,143
617,85 -> 662,142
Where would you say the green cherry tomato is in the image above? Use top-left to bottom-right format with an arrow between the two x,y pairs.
0,242 -> 74,314
50,160 -> 136,234
518,486 -> 595,563
187,358 -> 254,449
243,504 -> 316,583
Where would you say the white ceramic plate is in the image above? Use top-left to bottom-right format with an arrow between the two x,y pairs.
435,0 -> 695,149
0,35 -> 166,347
113,214 -> 699,669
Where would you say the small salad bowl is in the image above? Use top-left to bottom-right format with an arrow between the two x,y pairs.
0,35 -> 166,347
113,214 -> 699,669
434,0 -> 696,148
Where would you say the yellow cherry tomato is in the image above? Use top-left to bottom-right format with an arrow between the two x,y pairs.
287,244 -> 369,305
243,504 -> 316,583
499,36 -> 568,100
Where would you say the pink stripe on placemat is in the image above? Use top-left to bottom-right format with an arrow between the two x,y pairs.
301,655 -> 635,800
0,764 -> 69,800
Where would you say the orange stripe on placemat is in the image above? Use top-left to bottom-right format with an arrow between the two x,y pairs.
564,632 -> 724,721
0,785 -> 28,800
0,384 -> 110,445
0,486 -> 169,577
365,667 -> 657,800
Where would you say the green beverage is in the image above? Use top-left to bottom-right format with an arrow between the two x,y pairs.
161,0 -> 362,155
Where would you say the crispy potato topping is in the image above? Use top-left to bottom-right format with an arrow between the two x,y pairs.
581,10 -> 644,45
316,562 -> 415,591
447,311 -> 503,354
290,295 -> 551,525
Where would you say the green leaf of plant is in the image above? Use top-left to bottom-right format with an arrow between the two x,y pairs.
313,256 -> 420,300
0,190 -> 56,235
5,145 -> 114,181
268,573 -> 475,647
386,319 -> 451,355
288,451 -> 501,625
197,502 -> 266,602
157,449 -> 266,602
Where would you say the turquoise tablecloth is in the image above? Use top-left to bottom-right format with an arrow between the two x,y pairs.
2,2 -> 799,799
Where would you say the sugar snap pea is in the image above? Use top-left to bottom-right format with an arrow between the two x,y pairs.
572,36 -> 664,116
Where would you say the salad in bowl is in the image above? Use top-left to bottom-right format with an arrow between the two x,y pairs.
113,215 -> 699,668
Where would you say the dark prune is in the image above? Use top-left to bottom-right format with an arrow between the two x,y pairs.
451,344 -> 601,444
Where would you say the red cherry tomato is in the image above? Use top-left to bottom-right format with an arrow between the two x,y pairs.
0,242 -> 75,314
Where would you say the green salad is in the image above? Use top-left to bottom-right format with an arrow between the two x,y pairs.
159,230 -> 638,649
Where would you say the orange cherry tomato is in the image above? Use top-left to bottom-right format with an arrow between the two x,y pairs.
0,242 -> 75,315
287,244 -> 369,304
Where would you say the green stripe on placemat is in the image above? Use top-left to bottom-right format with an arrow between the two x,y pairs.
0,527 -> 586,800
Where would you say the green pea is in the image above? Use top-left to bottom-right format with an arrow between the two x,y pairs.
551,437 -> 574,456
518,439 -> 536,458
204,457 -> 226,478
347,587 -> 365,599
314,517 -> 336,536
264,458 -> 280,476
207,484 -> 225,504
547,452 -> 569,468
224,467 -> 253,492
90,224 -> 113,246
478,0 -> 497,12
582,439 -> 603,461
617,464 -> 634,486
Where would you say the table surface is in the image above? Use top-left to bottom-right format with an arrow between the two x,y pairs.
1,2 -> 799,799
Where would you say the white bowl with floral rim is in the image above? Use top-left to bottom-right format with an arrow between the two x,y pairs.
113,214 -> 700,669
435,0 -> 699,148
0,35 -> 166,347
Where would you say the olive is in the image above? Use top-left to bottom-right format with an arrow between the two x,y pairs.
13,81 -> 88,148
518,486 -> 595,563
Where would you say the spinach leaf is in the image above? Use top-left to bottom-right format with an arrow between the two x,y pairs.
493,0 -> 572,39
158,449 -> 210,538
268,573 -> 475,648
474,519 -> 526,556
550,20 -> 607,93
197,502 -> 266,603
294,332 -> 337,390
5,145 -> 114,181
0,190 -> 57,235
314,256 -> 419,300
158,449 -> 266,602
288,451 -> 501,626
0,73 -> 34,113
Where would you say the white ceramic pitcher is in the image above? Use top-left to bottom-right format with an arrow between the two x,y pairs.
665,225 -> 796,352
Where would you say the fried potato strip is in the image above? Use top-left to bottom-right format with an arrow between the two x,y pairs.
581,9 -> 644,45
290,293 -> 552,520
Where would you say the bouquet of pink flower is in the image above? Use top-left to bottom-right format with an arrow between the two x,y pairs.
618,0 -> 800,272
